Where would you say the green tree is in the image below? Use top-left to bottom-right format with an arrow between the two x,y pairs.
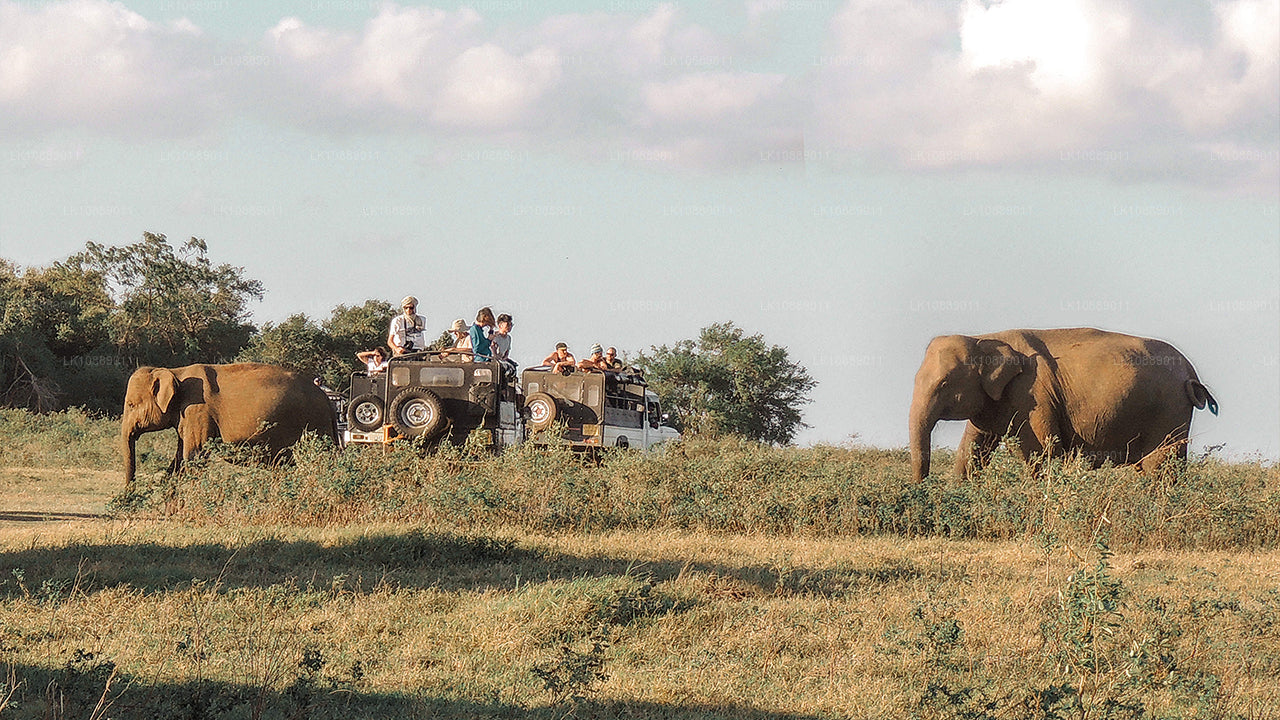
0,259 -> 115,410
238,300 -> 396,389
634,322 -> 816,445
68,232 -> 264,365
237,313 -> 329,379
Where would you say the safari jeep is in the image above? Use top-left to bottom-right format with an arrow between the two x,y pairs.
520,367 -> 681,450
345,352 -> 522,448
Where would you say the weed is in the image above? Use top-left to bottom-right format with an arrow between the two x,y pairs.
532,627 -> 611,714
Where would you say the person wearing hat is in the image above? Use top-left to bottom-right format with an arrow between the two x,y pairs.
541,342 -> 576,374
577,343 -> 607,372
388,296 -> 426,355
440,318 -> 473,361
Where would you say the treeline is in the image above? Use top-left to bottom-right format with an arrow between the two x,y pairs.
0,232 -> 389,414
4,233 -> 816,443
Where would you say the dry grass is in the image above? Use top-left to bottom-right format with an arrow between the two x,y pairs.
1,519 -> 1278,719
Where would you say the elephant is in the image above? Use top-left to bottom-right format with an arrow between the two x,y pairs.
908,328 -> 1218,482
122,363 -> 338,489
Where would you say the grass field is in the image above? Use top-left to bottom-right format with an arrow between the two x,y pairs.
1,409 -> 1277,719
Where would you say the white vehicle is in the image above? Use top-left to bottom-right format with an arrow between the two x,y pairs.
521,366 -> 680,450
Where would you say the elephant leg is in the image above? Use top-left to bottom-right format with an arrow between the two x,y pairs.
955,423 -> 1000,480
178,405 -> 214,467
1007,419 -> 1046,477
168,433 -> 184,474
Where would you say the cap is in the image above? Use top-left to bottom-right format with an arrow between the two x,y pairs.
555,342 -> 567,350
590,343 -> 603,355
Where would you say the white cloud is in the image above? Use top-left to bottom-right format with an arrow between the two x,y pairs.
255,4 -> 800,165
434,44 -> 562,127
0,0 -> 1272,189
0,0 -> 216,136
813,0 -> 1279,192
642,72 -> 786,124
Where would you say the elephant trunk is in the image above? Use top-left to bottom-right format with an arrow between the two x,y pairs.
122,426 -> 137,490
909,400 -> 938,483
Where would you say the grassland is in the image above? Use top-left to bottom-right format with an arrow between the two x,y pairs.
1,408 -> 1278,719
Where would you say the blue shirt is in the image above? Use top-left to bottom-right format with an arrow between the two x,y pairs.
469,324 -> 491,361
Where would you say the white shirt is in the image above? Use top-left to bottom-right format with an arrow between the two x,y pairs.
390,313 -> 426,350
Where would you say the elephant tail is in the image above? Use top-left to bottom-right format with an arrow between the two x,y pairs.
1186,380 -> 1219,416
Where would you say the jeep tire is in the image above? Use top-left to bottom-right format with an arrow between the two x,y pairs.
348,393 -> 385,433
524,392 -> 558,432
389,387 -> 447,440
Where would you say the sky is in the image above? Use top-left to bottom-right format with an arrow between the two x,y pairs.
1,0 -> 1277,459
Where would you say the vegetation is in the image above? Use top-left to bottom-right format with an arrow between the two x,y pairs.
1,233 -> 263,413
0,409 -> 1277,717
6,241 -> 813,451
634,322 -> 816,444
235,300 -> 396,389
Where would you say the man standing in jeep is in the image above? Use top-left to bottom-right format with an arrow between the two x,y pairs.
389,296 -> 426,355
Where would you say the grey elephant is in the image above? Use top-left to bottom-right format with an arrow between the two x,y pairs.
122,363 -> 338,489
908,328 -> 1218,482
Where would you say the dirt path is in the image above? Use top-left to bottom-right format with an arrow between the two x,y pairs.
0,467 -> 117,526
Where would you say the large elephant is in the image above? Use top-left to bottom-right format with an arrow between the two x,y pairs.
908,328 -> 1218,482
122,363 -> 338,489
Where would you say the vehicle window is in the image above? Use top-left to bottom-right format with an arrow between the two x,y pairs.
604,406 -> 644,428
390,366 -> 412,387
473,368 -> 493,383
420,367 -> 465,386
648,401 -> 660,428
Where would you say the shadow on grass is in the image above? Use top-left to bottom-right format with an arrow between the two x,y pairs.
0,510 -> 109,523
0,528 -> 939,599
1,660 -> 833,720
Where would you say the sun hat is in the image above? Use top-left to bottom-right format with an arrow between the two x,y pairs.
451,318 -> 468,332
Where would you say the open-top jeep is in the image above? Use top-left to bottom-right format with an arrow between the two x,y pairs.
520,367 -> 680,450
345,351 -> 522,448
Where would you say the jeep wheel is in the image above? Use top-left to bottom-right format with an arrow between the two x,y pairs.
348,393 -> 385,432
524,392 -> 558,432
389,388 -> 447,440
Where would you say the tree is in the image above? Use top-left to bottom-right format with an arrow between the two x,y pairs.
67,232 -> 264,365
633,322 -> 816,445
0,259 -> 114,410
237,300 -> 396,389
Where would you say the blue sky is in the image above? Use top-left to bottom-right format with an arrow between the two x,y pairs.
1,0 -> 1277,457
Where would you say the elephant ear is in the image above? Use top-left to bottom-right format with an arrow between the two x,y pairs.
154,368 -> 179,413
976,339 -> 1025,401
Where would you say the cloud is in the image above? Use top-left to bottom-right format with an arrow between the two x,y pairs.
0,0 -> 1273,189
0,0 -> 217,137
812,0 -> 1279,192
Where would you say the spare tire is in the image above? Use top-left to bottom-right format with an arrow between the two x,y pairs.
347,393 -> 385,433
389,387 -> 447,440
524,392 -> 559,432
